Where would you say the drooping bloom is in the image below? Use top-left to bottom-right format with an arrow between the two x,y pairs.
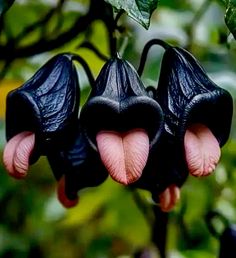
48,122 -> 108,206
4,54 -> 80,178
131,43 -> 233,211
156,46 -> 233,144
80,56 -> 164,185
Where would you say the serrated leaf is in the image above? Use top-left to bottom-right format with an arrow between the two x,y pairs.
225,1 -> 236,39
105,0 -> 158,29
0,0 -> 15,15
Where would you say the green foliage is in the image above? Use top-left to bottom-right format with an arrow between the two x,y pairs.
225,1 -> 236,38
219,0 -> 236,39
105,0 -> 158,29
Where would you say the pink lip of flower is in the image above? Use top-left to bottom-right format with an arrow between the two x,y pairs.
4,54 -> 80,173
155,45 -> 233,179
3,38 -> 233,212
79,56 -> 164,185
130,39 -> 233,210
156,46 -> 233,146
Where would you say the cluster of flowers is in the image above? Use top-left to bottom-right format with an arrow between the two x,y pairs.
3,39 -> 233,211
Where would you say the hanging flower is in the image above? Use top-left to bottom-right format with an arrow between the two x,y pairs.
131,41 -> 233,211
80,56 -> 164,185
48,123 -> 108,208
3,53 -> 80,178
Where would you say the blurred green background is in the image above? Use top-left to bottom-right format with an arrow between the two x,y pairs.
1,0 -> 236,257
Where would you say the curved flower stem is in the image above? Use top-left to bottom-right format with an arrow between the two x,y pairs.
137,39 -> 171,76
114,10 -> 125,25
71,54 -> 95,88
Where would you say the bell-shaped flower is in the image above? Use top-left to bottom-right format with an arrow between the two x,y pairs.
3,54 -> 80,178
156,47 -> 233,143
156,46 -> 233,178
131,43 -> 233,212
80,56 -> 164,185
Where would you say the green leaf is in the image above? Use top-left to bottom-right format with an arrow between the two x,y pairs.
0,0 -> 14,15
105,0 -> 158,29
225,1 -> 236,38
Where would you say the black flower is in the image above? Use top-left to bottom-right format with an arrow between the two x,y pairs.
79,56 -> 164,185
131,43 -> 233,211
5,53 -> 80,161
47,123 -> 108,203
80,55 -> 163,150
156,46 -> 233,145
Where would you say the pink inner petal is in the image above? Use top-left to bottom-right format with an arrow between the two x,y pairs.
3,131 -> 32,177
159,187 -> 171,212
184,123 -> 221,177
159,185 -> 180,212
96,129 -> 149,185
13,133 -> 35,177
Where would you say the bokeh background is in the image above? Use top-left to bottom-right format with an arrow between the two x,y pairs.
0,0 -> 236,257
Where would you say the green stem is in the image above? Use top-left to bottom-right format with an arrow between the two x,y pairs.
71,54 -> 95,88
